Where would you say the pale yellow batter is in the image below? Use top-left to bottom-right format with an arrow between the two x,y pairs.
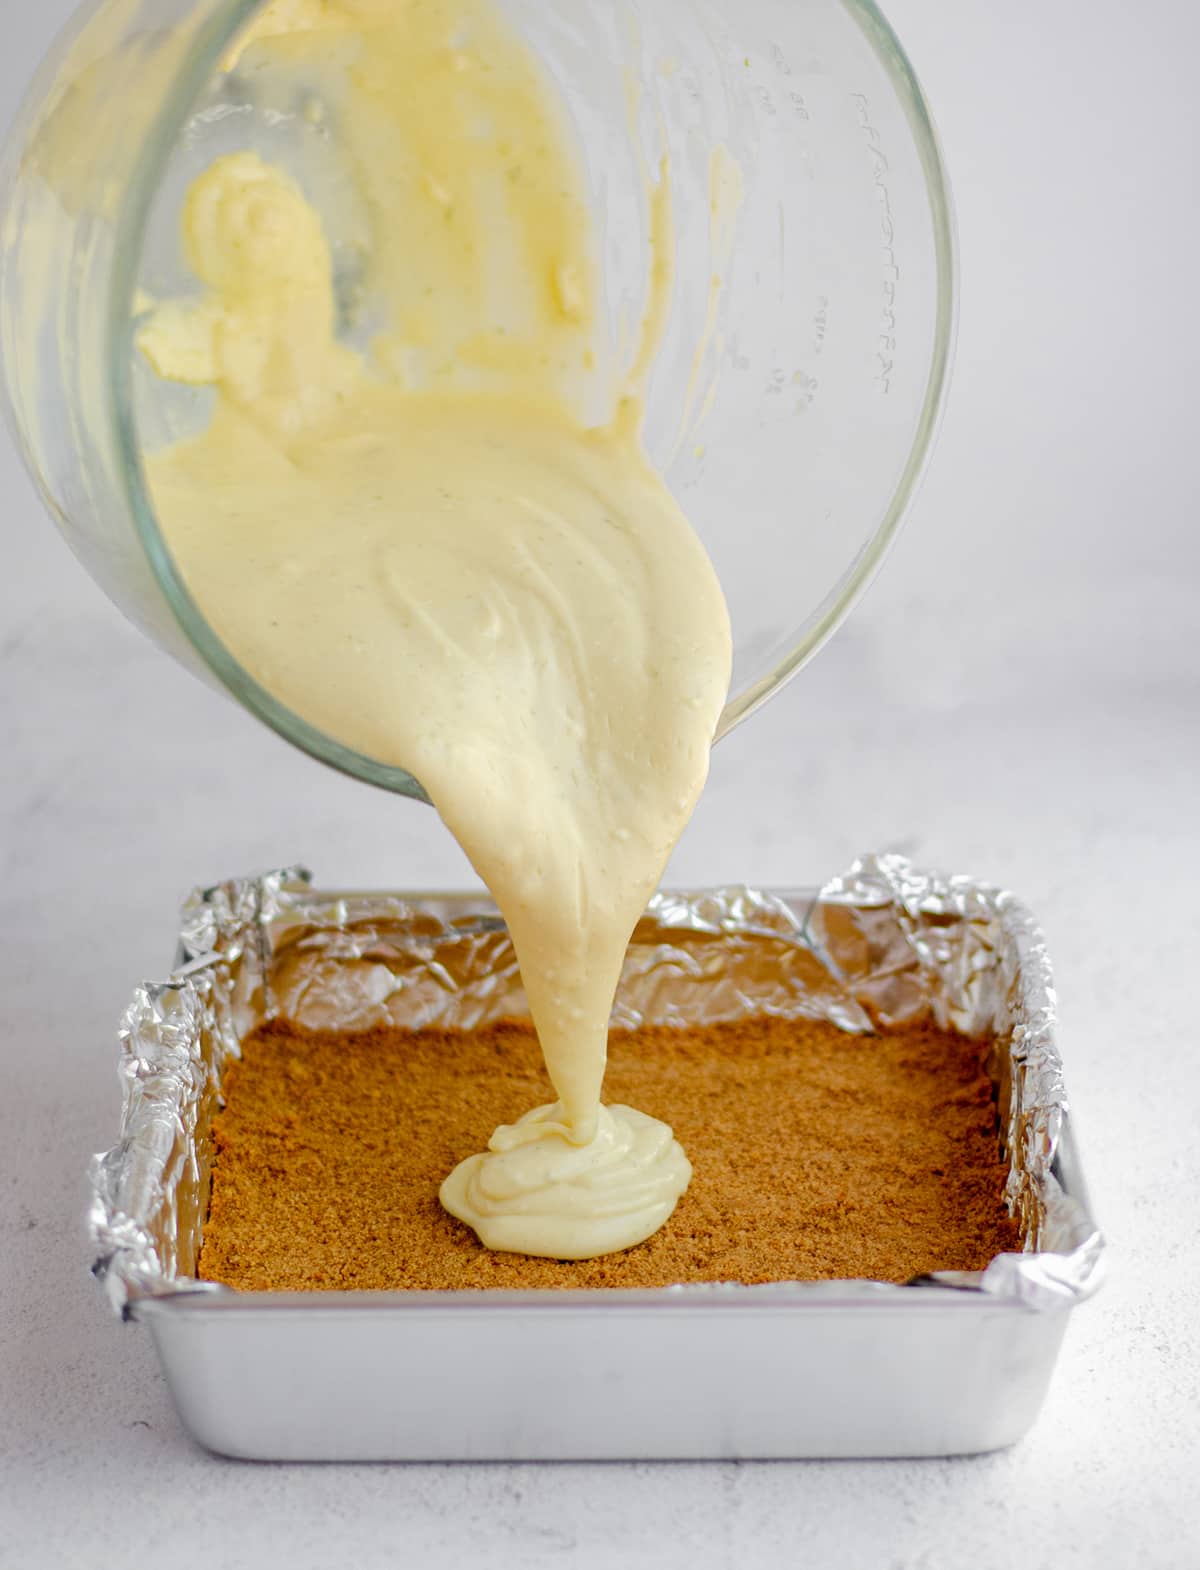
141,0 -> 732,1259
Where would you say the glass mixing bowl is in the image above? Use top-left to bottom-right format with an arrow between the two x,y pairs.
0,0 -> 953,802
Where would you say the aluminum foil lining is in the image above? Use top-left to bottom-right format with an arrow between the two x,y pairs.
88,854 -> 1104,1316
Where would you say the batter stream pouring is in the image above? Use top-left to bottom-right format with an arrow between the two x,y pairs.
138,0 -> 731,1258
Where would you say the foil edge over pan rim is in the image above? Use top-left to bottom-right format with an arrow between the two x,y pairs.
87,854 -> 1105,1317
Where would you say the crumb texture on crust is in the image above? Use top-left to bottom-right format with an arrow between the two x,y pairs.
198,1016 -> 1022,1291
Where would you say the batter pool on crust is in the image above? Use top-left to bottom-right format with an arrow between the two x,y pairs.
139,0 -> 733,1256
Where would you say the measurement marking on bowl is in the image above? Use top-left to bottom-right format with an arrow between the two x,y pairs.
768,40 -> 811,119
851,92 -> 899,394
813,295 -> 828,353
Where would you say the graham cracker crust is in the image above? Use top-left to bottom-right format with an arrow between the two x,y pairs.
198,1015 -> 1021,1291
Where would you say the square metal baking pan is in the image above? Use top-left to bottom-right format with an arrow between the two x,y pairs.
89,855 -> 1103,1461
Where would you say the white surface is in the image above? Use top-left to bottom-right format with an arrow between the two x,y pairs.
1,0 -> 1198,1565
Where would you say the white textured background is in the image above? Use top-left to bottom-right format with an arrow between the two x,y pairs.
1,1 -> 1198,1566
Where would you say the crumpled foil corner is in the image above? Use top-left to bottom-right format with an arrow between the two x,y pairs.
810,854 -> 1104,1310
88,855 -> 1104,1315
89,866 -> 313,1316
